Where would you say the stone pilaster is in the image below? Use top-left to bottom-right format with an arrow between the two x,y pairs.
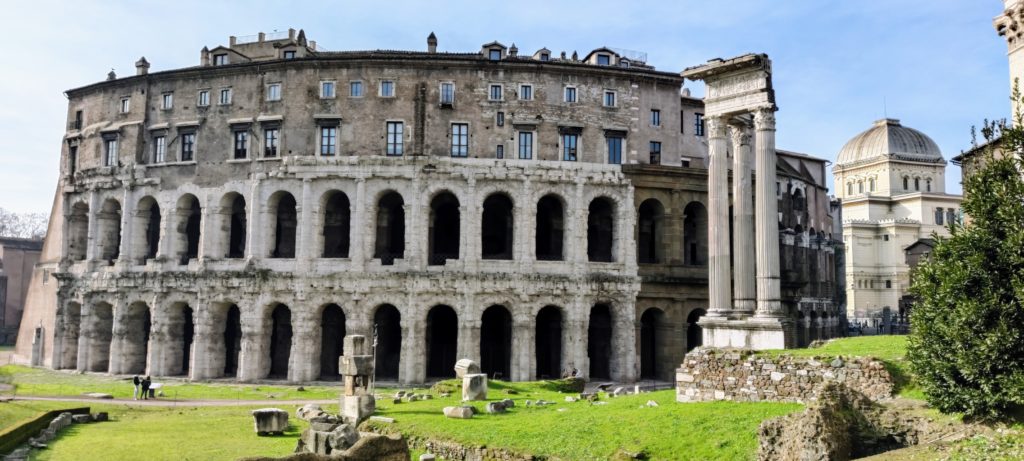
189,306 -> 220,380
351,178 -> 367,267
85,190 -> 100,262
730,122 -> 756,317
612,300 -> 637,382
706,116 -> 732,317
753,108 -> 785,319
512,313 -> 534,381
236,311 -> 264,382
288,310 -> 318,382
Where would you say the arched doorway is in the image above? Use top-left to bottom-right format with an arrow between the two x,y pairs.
87,302 -> 114,372
176,194 -> 201,265
373,305 -> 402,380
61,302 -> 82,369
374,192 -> 405,265
637,199 -> 664,264
535,194 -> 564,261
123,302 -> 152,375
686,308 -> 706,352
169,303 -> 194,376
482,194 -> 514,260
268,304 -> 292,379
67,201 -> 89,261
588,304 -> 613,380
640,308 -> 664,380
480,305 -> 512,380
429,192 -> 460,265
223,304 -> 242,377
535,306 -> 563,379
322,191 -> 351,258
136,196 -> 161,263
223,193 -> 246,259
320,304 -> 346,380
587,198 -> 615,262
425,305 -> 458,378
683,202 -> 708,266
98,198 -> 122,263
270,192 -> 297,258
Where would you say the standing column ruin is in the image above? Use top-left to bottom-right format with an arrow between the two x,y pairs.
730,122 -> 756,317
706,116 -> 733,319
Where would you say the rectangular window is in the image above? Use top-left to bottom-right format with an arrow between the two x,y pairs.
518,132 -> 533,159
320,81 -> 335,99
649,141 -> 662,165
69,145 -> 78,174
380,80 -> 395,97
604,90 -> 616,107
219,88 -> 232,105
153,135 -> 166,163
607,136 -> 622,164
695,113 -> 705,136
350,81 -> 363,97
562,134 -> 578,161
161,93 -> 173,110
519,84 -> 533,100
320,126 -> 337,156
451,123 -> 469,157
267,83 -> 281,101
264,128 -> 279,158
233,130 -> 248,159
496,144 -> 504,159
119,97 -> 130,113
180,132 -> 195,161
489,84 -> 503,101
564,87 -> 577,103
496,111 -> 505,127
935,208 -> 944,225
73,110 -> 83,130
198,90 -> 210,107
885,280 -> 892,289
283,50 -> 296,59
440,82 -> 454,105
213,54 -> 227,65
104,138 -> 118,166
386,121 -> 404,156
489,49 -> 501,61
947,209 -> 956,225
597,54 -> 610,66
681,159 -> 691,168
651,109 -> 661,126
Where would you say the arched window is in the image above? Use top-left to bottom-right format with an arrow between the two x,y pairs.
535,195 -> 564,261
268,192 -> 297,258
926,179 -> 932,192
322,191 -> 351,258
857,181 -> 863,194
481,193 -> 514,260
903,176 -> 909,190
637,199 -> 665,264
374,192 -> 405,265
868,178 -> 875,192
428,192 -> 460,265
683,202 -> 708,266
847,183 -> 853,196
914,177 -> 920,191
587,198 -> 615,262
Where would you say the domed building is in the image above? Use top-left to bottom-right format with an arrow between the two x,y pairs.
833,118 -> 962,329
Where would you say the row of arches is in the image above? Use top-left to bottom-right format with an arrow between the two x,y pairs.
635,199 -> 708,265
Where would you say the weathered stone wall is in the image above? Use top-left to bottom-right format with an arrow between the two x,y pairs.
675,349 -> 893,403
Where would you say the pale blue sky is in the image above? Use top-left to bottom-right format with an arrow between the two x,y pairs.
0,0 -> 1009,213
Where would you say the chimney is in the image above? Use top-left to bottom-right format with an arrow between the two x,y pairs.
135,57 -> 150,76
509,43 -> 518,57
309,40 -> 317,51
258,32 -> 266,43
229,36 -> 237,47
427,32 -> 437,53
107,69 -> 116,81
201,46 -> 210,66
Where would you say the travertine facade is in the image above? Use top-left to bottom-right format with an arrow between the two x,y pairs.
15,30 -> 842,383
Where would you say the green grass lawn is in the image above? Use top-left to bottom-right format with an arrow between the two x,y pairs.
0,365 -> 341,401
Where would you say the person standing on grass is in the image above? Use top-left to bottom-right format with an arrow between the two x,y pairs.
141,376 -> 151,400
132,375 -> 141,400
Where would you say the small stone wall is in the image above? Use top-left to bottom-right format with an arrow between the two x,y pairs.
675,349 -> 894,403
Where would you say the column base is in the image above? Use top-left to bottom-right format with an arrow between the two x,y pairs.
699,317 -> 791,350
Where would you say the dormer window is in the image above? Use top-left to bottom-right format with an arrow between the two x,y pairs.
540,53 -> 550,61
213,54 -> 227,66
597,54 -> 610,66
489,49 -> 501,61
283,50 -> 296,59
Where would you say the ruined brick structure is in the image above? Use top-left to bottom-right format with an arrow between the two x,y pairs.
14,30 -> 843,383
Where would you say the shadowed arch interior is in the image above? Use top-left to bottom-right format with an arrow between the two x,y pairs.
268,304 -> 292,378
133,196 -> 161,263
322,192 -> 351,258
480,305 -> 512,379
68,202 -> 90,261
429,192 -> 460,265
123,302 -> 152,375
270,193 -> 297,258
374,192 -> 405,265
225,194 -> 246,259
683,202 -> 708,266
223,304 -> 242,377
168,303 -> 195,376
61,302 -> 81,370
98,198 -> 122,263
640,308 -> 664,380
535,306 -> 563,379
686,308 -> 707,352
637,199 -> 664,264
319,304 -> 346,380
86,302 -> 113,372
588,304 -> 613,379
587,198 -> 615,262
373,304 -> 402,380
426,305 -> 458,378
535,195 -> 564,261
176,195 -> 201,265
482,193 -> 514,260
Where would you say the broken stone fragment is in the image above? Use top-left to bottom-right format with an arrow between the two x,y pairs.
442,406 -> 473,419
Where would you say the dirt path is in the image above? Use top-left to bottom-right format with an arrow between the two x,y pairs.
5,395 -> 336,407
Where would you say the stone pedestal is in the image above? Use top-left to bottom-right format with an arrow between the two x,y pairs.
700,317 -> 789,350
251,408 -> 288,435
462,373 -> 487,401
339,334 -> 375,424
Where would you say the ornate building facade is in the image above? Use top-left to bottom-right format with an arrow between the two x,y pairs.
15,30 -> 843,383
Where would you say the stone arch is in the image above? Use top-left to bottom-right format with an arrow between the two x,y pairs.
221,193 -> 246,259
67,201 -> 90,261
792,188 -> 805,211
535,305 -> 563,379
429,191 -> 460,265
373,304 -> 402,380
174,194 -> 202,265
319,303 -> 346,380
637,198 -> 665,264
269,191 -> 297,258
374,191 -> 405,265
266,303 -> 293,379
222,303 -> 242,377
639,307 -> 665,380
686,308 -> 707,352
587,197 -> 616,262
322,191 -> 351,258
683,201 -> 708,266
85,301 -> 114,372
482,193 -> 514,260
60,302 -> 82,369
588,304 -> 613,380
480,305 -> 512,380
121,301 -> 152,375
97,198 -> 122,263
166,302 -> 195,376
425,305 -> 458,378
133,196 -> 161,264
535,194 -> 565,261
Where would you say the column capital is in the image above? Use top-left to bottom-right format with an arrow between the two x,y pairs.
729,123 -> 751,147
705,115 -> 728,139
753,107 -> 776,131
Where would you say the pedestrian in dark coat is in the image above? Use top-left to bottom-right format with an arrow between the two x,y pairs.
141,376 -> 151,400
132,375 -> 141,400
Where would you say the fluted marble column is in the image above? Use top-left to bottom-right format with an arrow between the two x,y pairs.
730,123 -> 756,317
706,116 -> 733,316
754,108 -> 784,318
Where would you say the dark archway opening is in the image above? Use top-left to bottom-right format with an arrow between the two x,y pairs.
536,195 -> 564,261
640,308 -> 664,380
588,304 -> 613,380
88,303 -> 113,372
228,195 -> 246,258
136,196 -> 161,262
61,303 -> 82,370
181,196 -> 201,265
587,198 -> 614,262
320,304 -> 346,380
686,308 -> 706,352
180,305 -> 194,375
323,192 -> 351,258
269,304 -> 292,379
223,305 -> 242,377
374,192 -> 405,265
272,193 -> 297,258
480,305 -> 512,380
482,194 -> 514,260
637,199 -> 664,264
429,192 -> 460,265
683,202 -> 708,266
98,199 -> 122,263
535,306 -> 563,379
124,302 -> 152,375
374,305 -> 402,380
68,202 -> 89,262
426,305 -> 458,378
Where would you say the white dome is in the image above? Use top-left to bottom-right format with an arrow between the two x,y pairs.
836,119 -> 943,166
